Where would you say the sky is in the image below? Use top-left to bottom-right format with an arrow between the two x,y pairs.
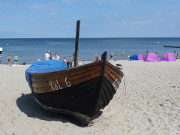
0,0 -> 180,38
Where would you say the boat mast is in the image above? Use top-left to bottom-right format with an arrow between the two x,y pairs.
74,20 -> 80,67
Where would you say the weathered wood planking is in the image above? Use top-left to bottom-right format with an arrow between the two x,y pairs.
31,61 -> 123,93
31,62 -> 103,93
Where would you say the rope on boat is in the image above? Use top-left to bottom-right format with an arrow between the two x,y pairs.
123,74 -> 126,95
116,63 -> 126,95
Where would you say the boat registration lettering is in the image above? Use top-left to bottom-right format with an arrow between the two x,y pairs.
49,80 -> 63,91
65,77 -> 71,87
49,77 -> 71,91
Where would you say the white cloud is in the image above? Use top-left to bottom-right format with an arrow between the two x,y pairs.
47,2 -> 55,5
133,21 -> 152,25
123,21 -> 127,24
28,3 -> 47,10
0,13 -> 22,19
154,12 -> 163,16
48,13 -> 58,16
120,0 -> 131,3
154,12 -> 179,17
61,0 -> 109,4
61,0 -> 82,4
0,2 -> 13,7
27,3 -> 58,11
166,12 -> 179,16
61,0 -> 130,4
94,0 -> 109,4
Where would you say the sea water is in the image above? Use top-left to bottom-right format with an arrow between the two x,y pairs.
0,38 -> 180,64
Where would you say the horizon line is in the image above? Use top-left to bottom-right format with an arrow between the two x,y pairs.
0,37 -> 180,39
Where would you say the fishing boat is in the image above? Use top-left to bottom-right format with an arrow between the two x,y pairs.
25,51 -> 124,126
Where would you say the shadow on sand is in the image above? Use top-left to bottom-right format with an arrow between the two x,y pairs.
16,93 -> 103,127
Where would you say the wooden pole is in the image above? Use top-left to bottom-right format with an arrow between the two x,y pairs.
74,20 -> 80,67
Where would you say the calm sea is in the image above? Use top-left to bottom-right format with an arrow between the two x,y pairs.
0,38 -> 180,64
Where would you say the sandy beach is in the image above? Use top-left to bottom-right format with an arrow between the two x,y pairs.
0,60 -> 180,135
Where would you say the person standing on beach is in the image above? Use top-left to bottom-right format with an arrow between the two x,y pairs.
0,56 -> 1,64
67,57 -> 73,68
110,51 -> 113,59
121,51 -> 125,56
52,52 -> 60,60
94,54 -> 99,61
45,51 -> 50,60
7,55 -> 11,65
69,56 -> 73,68
14,55 -> 19,65
63,58 -> 67,62
177,51 -> 179,59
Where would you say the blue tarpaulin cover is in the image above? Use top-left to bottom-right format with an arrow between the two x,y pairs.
26,60 -> 67,88
130,53 -> 143,60
131,53 -> 138,60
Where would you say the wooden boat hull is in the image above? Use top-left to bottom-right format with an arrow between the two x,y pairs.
33,76 -> 116,125
27,52 -> 123,126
